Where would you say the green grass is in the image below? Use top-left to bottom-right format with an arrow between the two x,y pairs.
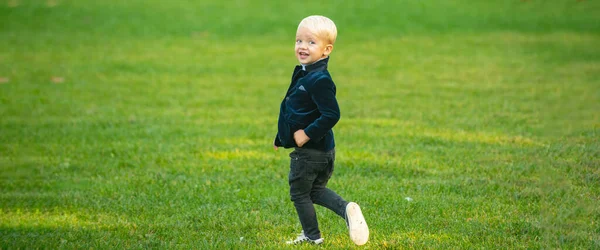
1,0 -> 599,248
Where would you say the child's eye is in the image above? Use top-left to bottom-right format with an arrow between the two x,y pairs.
296,40 -> 302,44
309,41 -> 316,45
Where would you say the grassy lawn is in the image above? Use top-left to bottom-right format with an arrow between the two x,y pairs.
1,0 -> 599,248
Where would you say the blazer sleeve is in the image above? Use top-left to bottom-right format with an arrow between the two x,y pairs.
274,133 -> 282,147
303,77 -> 340,141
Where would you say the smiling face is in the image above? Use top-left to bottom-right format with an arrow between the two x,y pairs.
295,26 -> 333,65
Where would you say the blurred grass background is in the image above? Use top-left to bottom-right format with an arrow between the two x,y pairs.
1,0 -> 599,248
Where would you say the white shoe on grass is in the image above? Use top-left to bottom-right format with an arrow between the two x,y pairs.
346,202 -> 369,245
286,230 -> 324,245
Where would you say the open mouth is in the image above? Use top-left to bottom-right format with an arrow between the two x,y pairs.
298,52 -> 309,58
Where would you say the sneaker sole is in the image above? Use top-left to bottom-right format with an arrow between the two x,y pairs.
346,202 -> 369,245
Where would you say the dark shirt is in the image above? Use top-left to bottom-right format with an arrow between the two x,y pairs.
274,57 -> 340,151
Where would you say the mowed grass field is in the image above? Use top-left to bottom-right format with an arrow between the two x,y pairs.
1,0 -> 599,248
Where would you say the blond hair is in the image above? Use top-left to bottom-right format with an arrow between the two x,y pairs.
297,15 -> 338,45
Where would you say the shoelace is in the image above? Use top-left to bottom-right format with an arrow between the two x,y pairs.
287,230 -> 324,245
291,237 -> 309,244
287,235 -> 309,244
287,231 -> 316,244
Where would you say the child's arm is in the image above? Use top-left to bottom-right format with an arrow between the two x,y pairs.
303,77 -> 341,142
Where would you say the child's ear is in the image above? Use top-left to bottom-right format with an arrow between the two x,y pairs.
323,44 -> 334,56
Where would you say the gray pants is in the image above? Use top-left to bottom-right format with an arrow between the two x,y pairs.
288,147 -> 349,240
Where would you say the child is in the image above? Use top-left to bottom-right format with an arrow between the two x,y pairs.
273,15 -> 369,246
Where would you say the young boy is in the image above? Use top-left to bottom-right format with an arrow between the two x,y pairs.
273,15 -> 369,246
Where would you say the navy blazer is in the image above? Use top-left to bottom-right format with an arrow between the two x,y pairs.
274,57 -> 340,151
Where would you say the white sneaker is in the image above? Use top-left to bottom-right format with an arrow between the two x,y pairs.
286,230 -> 324,245
346,202 -> 369,245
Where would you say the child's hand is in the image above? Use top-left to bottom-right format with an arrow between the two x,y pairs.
293,130 -> 310,147
273,144 -> 278,151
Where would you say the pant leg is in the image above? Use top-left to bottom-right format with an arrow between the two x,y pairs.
310,149 -> 349,218
289,149 -> 322,240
